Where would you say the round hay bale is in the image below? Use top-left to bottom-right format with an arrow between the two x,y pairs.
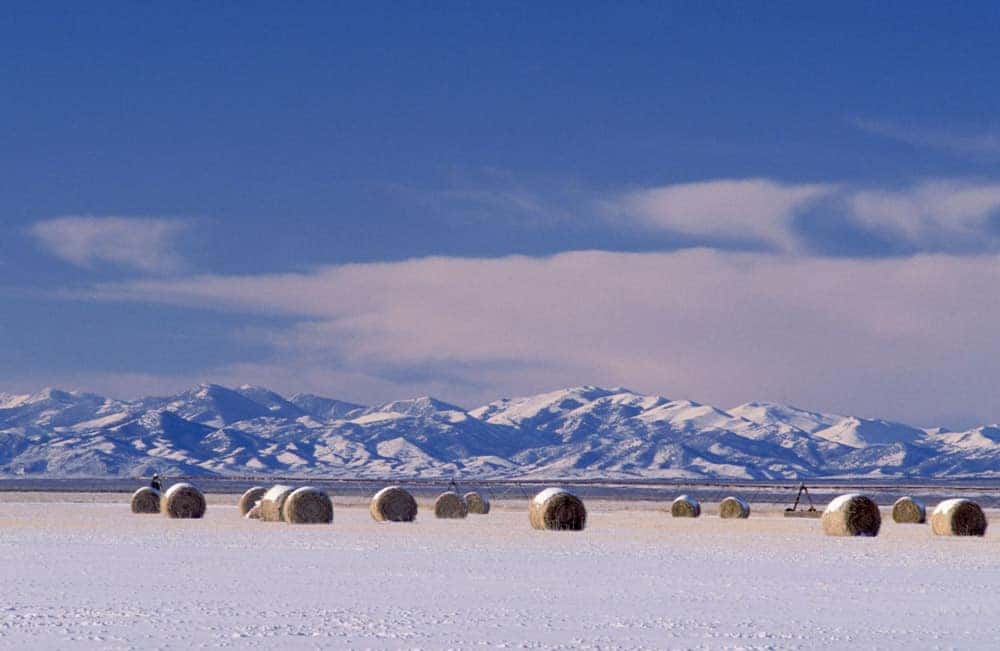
282,486 -> 333,524
161,483 -> 206,519
130,487 -> 160,514
671,495 -> 701,518
719,495 -> 750,519
434,491 -> 468,519
238,486 -> 267,516
892,496 -> 926,524
464,491 -> 490,514
245,502 -> 262,519
260,484 -> 295,522
529,487 -> 587,531
821,494 -> 881,537
931,498 -> 987,537
370,486 -> 418,522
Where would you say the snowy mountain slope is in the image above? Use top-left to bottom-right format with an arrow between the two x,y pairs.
234,385 -> 308,420
289,393 -> 365,420
729,401 -> 841,434
0,384 -> 998,478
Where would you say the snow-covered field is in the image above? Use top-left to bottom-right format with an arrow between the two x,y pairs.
1,495 -> 999,649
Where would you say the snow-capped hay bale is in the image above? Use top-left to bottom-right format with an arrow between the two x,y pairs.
931,498 -> 987,537
260,484 -> 295,522
238,486 -> 267,517
282,486 -> 333,524
245,502 -> 261,519
671,495 -> 701,518
161,483 -> 206,519
529,487 -> 587,531
719,495 -> 750,519
434,491 -> 468,519
464,491 -> 490,514
821,494 -> 881,537
370,486 -> 418,522
130,487 -> 160,514
892,496 -> 926,524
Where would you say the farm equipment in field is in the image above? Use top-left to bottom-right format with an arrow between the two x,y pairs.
783,482 -> 822,518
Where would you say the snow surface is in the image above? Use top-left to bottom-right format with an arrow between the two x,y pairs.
1,497 -> 1000,649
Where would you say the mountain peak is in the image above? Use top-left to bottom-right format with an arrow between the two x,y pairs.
29,387 -> 75,403
163,383 -> 275,427
729,401 -> 841,434
372,396 -> 466,417
288,393 -> 365,420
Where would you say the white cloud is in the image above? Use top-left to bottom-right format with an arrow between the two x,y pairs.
30,217 -> 187,273
849,181 -> 1000,249
606,177 -> 1000,254
608,179 -> 834,250
94,249 -> 1000,425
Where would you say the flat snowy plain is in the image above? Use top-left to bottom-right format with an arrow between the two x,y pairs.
1,494 -> 999,650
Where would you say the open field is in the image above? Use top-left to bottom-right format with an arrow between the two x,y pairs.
1,494 -> 999,649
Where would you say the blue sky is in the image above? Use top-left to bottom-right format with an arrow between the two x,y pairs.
3,3 -> 1000,426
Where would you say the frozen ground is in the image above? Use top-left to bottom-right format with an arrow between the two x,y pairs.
1,495 -> 999,649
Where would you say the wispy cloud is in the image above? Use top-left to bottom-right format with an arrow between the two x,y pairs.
854,118 -> 1000,157
30,217 -> 188,274
605,177 -> 1000,255
849,181 -> 1000,250
92,249 -> 1000,425
606,179 -> 834,251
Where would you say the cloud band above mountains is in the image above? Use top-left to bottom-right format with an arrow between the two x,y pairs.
93,248 -> 1000,427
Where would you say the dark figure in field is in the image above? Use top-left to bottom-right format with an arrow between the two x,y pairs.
150,474 -> 162,491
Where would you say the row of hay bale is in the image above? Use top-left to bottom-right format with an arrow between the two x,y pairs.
370,485 -> 582,529
130,483 -> 207,519
240,484 -> 334,524
371,488 -> 491,522
667,492 -> 986,537
668,495 -> 750,519
525,490 -> 744,531
431,490 -> 492,518
822,494 -> 987,537
236,485 -> 492,524
135,482 -> 987,538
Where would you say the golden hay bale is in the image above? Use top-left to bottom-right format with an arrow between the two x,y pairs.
719,495 -> 750,519
238,486 -> 267,516
671,495 -> 701,518
464,491 -> 491,514
821,494 -> 881,537
892,496 -> 926,524
370,486 -> 418,522
931,498 -> 987,537
161,482 -> 206,519
434,491 -> 468,519
245,503 -> 262,519
130,487 -> 160,514
260,484 -> 295,522
282,486 -> 334,524
529,487 -> 587,531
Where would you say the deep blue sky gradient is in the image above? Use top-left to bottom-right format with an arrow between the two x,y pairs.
5,4 -> 999,272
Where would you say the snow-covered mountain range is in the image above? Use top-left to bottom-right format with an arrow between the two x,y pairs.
1,384 -> 998,479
